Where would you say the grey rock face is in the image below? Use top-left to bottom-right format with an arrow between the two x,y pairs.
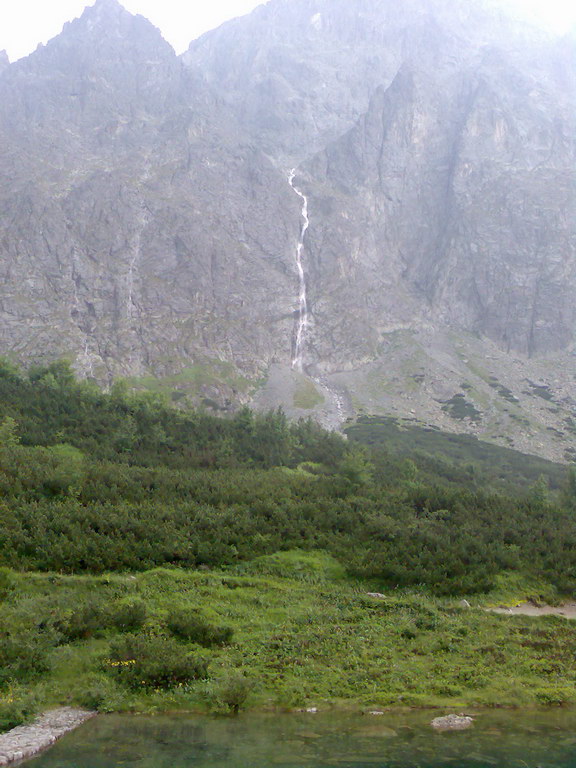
300,43 -> 575,365
0,0 -> 574,460
188,0 -> 575,459
185,0 -> 575,378
185,0 -> 550,164
0,0 -> 301,384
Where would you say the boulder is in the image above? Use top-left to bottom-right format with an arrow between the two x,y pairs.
431,714 -> 474,731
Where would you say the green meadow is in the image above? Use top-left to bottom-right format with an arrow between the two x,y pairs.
2,553 -> 576,731
1,359 -> 576,730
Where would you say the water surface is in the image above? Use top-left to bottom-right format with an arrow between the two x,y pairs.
28,710 -> 576,767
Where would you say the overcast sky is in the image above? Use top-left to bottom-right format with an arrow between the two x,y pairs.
0,0 -> 574,62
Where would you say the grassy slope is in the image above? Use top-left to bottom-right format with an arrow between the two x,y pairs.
346,416 -> 567,493
6,552 -> 576,717
1,366 -> 576,726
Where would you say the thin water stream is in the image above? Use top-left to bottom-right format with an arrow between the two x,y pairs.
287,171 -> 348,429
288,169 -> 310,372
27,710 -> 576,768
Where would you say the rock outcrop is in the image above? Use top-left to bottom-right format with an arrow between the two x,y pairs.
431,714 -> 474,730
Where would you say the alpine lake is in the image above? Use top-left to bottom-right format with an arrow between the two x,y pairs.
26,710 -> 576,768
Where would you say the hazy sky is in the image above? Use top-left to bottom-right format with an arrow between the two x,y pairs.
0,0 -> 575,62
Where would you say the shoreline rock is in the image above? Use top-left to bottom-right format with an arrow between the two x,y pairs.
431,714 -> 474,731
0,707 -> 95,766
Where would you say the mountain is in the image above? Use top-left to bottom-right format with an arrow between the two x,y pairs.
185,0 -> 548,163
0,0 -> 574,460
0,0 -> 301,401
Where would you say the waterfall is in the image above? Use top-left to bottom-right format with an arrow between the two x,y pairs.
288,170 -> 349,430
288,169 -> 310,371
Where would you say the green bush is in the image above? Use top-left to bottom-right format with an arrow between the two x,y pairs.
535,686 -> 574,706
57,602 -> 106,641
108,600 -> 147,633
73,677 -> 115,711
0,568 -> 15,601
240,550 -> 346,584
206,671 -> 253,714
399,624 -> 418,640
167,609 -> 233,647
0,632 -> 51,685
0,689 -> 37,733
2,357 -> 576,599
105,634 -> 209,690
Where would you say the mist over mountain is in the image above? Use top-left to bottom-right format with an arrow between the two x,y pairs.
0,0 -> 574,461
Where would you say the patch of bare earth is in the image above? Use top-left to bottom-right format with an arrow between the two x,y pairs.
486,602 -> 576,618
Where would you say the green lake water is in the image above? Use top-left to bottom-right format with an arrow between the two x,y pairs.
27,710 -> 576,768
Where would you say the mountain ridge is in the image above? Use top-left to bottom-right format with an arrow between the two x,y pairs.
0,0 -> 573,462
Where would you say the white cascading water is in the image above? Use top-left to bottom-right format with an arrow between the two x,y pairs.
288,169 -> 310,371
288,170 -> 348,430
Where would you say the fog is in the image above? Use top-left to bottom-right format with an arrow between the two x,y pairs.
0,0 -> 574,63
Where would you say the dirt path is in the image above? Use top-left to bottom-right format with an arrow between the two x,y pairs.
0,708 -> 95,766
486,602 -> 576,618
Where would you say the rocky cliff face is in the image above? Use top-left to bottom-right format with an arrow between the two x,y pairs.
299,43 -> 575,366
0,0 -> 574,459
0,0 -> 300,397
185,0 -> 549,163
189,0 -> 576,460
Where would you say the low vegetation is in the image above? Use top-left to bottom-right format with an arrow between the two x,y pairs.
346,415 -> 568,493
0,358 -> 575,729
2,558 -> 576,726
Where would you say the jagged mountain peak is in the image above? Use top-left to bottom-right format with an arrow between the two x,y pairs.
0,0 -> 180,158
71,0 -> 172,51
0,51 -> 9,73
80,0 -> 132,29
91,0 -> 125,10
14,0 -> 176,72
77,0 -> 164,37
1,0 -> 178,95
